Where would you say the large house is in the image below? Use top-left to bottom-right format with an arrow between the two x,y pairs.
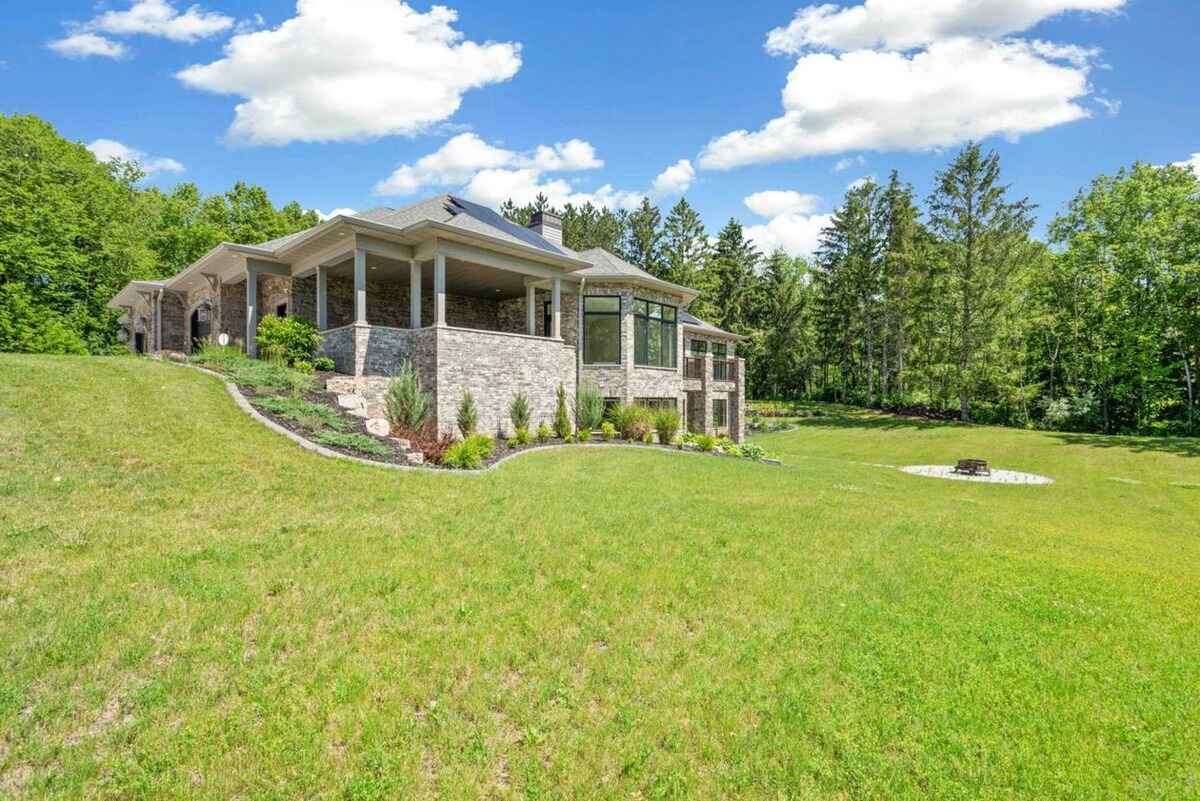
108,195 -> 745,441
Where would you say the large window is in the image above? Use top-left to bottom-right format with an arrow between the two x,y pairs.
713,397 -> 728,428
583,296 -> 621,364
635,397 -> 677,411
634,298 -> 677,368
690,339 -> 707,355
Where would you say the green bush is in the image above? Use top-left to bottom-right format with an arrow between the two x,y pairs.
536,422 -> 552,443
194,344 -> 315,394
256,316 -> 320,367
313,356 -> 336,372
457,391 -> 478,437
573,382 -> 605,430
293,360 -> 314,373
510,391 -> 531,432
386,360 -> 430,431
443,434 -> 495,470
694,433 -> 717,452
610,403 -> 654,441
576,427 -> 592,442
313,431 -> 391,456
507,426 -> 532,448
653,408 -> 681,446
600,421 -> 617,441
553,384 -> 572,439
251,395 -> 352,432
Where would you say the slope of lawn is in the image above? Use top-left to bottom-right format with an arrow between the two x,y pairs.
1,355 -> 1197,800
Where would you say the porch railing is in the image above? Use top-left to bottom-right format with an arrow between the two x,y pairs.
713,358 -> 736,382
684,356 -> 705,380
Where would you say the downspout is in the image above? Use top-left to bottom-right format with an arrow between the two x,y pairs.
155,289 -> 163,356
576,277 -> 586,392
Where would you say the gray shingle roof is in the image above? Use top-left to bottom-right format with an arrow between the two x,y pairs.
680,310 -> 738,339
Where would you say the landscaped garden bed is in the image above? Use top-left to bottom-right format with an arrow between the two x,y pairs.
191,341 -> 777,471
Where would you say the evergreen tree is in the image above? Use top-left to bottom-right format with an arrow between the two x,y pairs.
661,198 -> 709,287
623,197 -> 665,276
708,219 -> 760,333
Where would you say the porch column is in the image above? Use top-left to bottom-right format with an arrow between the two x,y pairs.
409,259 -> 422,328
433,253 -> 446,326
551,278 -> 561,339
353,247 -> 367,325
526,283 -> 537,335
245,263 -> 258,357
316,266 -> 328,330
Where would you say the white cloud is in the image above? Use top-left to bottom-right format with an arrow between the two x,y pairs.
90,0 -> 234,43
765,0 -> 1124,54
833,155 -> 865,172
47,33 -> 128,59
651,159 -> 696,195
316,207 -> 358,221
744,190 -> 820,217
87,139 -> 185,177
374,132 -> 641,211
1174,153 -> 1200,174
176,0 -> 522,146
699,37 -> 1094,169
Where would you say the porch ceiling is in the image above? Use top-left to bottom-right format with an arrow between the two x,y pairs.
322,255 -> 536,301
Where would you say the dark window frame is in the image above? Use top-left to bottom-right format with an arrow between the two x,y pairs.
690,339 -> 708,355
713,397 -> 728,427
712,341 -> 728,358
583,295 -> 622,365
634,397 -> 678,411
633,297 -> 678,369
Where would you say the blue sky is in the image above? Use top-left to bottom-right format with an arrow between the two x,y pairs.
2,0 -> 1198,255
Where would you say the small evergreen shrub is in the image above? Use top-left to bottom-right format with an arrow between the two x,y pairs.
654,408 -> 681,446
694,433 -> 717,452
313,431 -> 391,456
573,382 -> 605,430
509,391 -> 531,432
536,422 -> 552,443
600,421 -> 617,441
293,360 -> 314,373
313,356 -> 336,372
386,360 -> 430,431
256,316 -> 321,367
507,427 -> 532,448
457,391 -> 478,437
576,427 -> 592,443
553,384 -> 572,439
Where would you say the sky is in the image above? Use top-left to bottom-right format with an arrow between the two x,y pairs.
3,0 -> 1198,258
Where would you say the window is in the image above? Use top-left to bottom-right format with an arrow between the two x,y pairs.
634,298 -> 677,368
276,303 -> 288,318
712,342 -> 727,359
635,397 -> 677,411
583,296 -> 621,364
690,339 -> 707,355
713,397 -> 728,428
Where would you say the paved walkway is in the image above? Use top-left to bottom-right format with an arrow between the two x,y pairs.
900,465 -> 1054,485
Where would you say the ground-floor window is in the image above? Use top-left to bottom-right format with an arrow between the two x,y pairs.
635,397 -> 677,411
276,303 -> 288,318
583,296 -> 621,364
713,397 -> 728,427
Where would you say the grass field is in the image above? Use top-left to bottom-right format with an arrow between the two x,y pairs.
1,355 -> 1198,800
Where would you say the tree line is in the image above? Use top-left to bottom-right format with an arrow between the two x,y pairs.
3,112 -> 1197,435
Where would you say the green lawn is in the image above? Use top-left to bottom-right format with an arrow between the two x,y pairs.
2,355 -> 1198,800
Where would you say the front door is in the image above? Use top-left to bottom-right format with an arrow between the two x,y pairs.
190,307 -> 210,351
686,391 -> 704,433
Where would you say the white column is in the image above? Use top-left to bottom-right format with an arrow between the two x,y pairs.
316,266 -> 328,330
245,264 -> 258,357
433,252 -> 446,326
551,278 -> 561,339
409,259 -> 422,328
353,247 -> 367,325
526,284 -> 537,335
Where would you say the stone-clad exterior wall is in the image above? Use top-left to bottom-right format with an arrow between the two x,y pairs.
160,292 -> 187,352
219,281 -> 246,347
495,291 -> 579,343
435,327 -> 577,438
681,332 -> 744,441
579,283 -> 685,411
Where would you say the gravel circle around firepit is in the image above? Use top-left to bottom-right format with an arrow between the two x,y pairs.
900,465 -> 1054,485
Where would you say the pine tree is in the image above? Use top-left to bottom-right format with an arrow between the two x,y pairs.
927,143 -> 1035,422
708,219 -> 761,333
661,198 -> 708,287
623,197 -> 665,276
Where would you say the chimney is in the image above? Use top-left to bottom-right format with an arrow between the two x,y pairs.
528,210 -> 563,247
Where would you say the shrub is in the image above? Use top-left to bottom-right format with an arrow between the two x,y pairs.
536,422 -> 552,443
407,421 -> 455,465
739,443 -> 769,460
600,421 -> 617,441
194,343 -> 315,394
257,316 -> 321,367
509,391 -> 531,432
457,391 -> 478,437
293,360 -> 314,373
553,384 -> 572,439
386,360 -> 430,430
313,431 -> 391,456
507,426 -> 532,448
694,433 -> 717,452
610,403 -> 653,441
251,395 -> 352,432
576,427 -> 592,443
573,382 -> 605,430
443,434 -> 495,470
653,408 -> 681,446
313,356 -> 336,372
